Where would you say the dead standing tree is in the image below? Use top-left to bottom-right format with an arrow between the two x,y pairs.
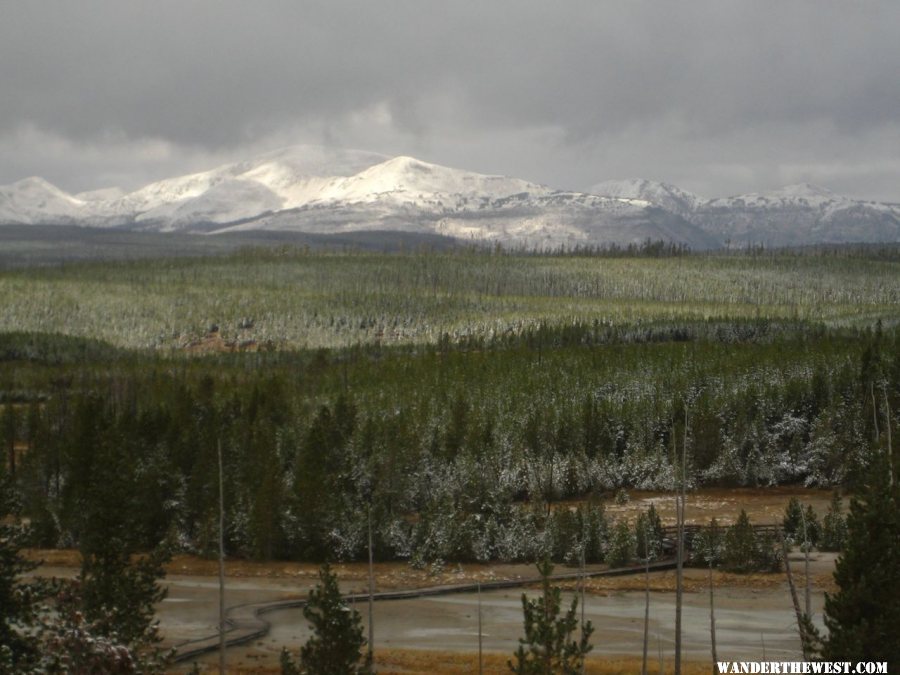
674,403 -> 689,675
217,439 -> 226,675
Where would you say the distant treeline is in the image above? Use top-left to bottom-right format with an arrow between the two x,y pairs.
3,224 -> 900,272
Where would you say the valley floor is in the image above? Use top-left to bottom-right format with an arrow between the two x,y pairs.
27,488 -> 839,674
160,554 -> 834,673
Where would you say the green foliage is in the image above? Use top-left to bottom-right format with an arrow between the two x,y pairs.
1,251 -> 897,565
691,518 -> 724,566
1,250 -> 897,351
0,473 -> 168,674
0,332 -> 122,367
0,475 -> 41,672
580,503 -> 609,564
281,563 -> 371,675
723,510 -> 757,572
820,492 -> 847,552
77,546 -> 170,652
1,321 -> 895,564
802,505 -> 821,548
635,505 -> 664,560
722,510 -> 781,573
782,497 -> 804,541
291,399 -> 357,560
823,458 -> 900,662
606,519 -> 635,568
508,560 -> 593,674
783,499 -> 821,548
0,248 -> 896,660
40,585 -> 157,675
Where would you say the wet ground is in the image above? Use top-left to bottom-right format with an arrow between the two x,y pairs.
28,488 -> 839,673
167,552 -> 835,673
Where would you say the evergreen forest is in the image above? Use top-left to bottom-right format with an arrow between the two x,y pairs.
1,247 -> 897,567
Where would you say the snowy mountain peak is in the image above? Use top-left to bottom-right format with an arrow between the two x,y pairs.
331,155 -> 549,202
775,183 -> 835,197
0,176 -> 84,223
770,183 -> 837,200
589,179 -> 703,216
7,176 -> 79,201
11,175 -> 53,189
245,144 -> 389,177
710,183 -> 850,210
2,146 -> 898,247
75,187 -> 127,202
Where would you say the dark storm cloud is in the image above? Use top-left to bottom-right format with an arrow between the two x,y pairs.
2,1 -> 899,199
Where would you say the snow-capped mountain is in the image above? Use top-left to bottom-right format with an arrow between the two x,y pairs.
589,180 -> 900,247
0,146 -> 715,249
589,179 -> 702,219
2,146 -> 898,248
0,177 -> 86,225
691,183 -> 900,247
214,155 -> 716,248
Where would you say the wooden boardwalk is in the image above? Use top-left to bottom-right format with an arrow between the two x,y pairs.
171,559 -> 677,664
172,523 -> 783,664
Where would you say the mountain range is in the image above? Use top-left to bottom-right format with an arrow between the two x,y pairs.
2,145 -> 899,249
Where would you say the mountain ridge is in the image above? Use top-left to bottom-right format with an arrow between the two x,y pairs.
2,145 -> 899,248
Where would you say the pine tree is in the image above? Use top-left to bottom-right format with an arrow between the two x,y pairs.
0,474 -> 42,672
823,457 -> 900,662
1,469 -> 165,674
282,562 -> 371,675
820,492 -> 847,552
606,519 -> 635,568
508,560 -> 593,674
802,505 -> 821,548
636,505 -> 664,560
692,518 -> 724,567
61,397 -> 171,670
1,405 -> 16,480
782,497 -> 804,543
723,510 -> 757,573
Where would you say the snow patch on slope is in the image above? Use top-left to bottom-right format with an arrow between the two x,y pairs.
0,177 -> 84,224
3,145 -> 899,247
590,179 -> 703,217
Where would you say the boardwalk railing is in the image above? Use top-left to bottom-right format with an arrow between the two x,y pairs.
660,523 -> 782,549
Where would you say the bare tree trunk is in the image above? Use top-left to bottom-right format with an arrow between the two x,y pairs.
675,407 -> 688,675
3,406 -> 15,480
675,491 -> 684,675
218,440 -> 226,675
780,528 -> 809,659
801,510 -> 811,619
581,547 -> 587,675
367,504 -> 375,665
709,559 -> 717,675
478,582 -> 483,675
872,382 -> 880,439
642,550 -> 650,675
884,384 -> 894,487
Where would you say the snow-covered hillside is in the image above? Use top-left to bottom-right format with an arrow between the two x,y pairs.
589,179 -> 900,247
589,179 -> 703,218
2,146 -> 898,248
692,183 -> 900,246
0,177 -> 85,225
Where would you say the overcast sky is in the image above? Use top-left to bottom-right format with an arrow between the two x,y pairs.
2,1 -> 899,201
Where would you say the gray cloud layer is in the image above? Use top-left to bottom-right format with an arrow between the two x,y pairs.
2,1 -> 899,200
